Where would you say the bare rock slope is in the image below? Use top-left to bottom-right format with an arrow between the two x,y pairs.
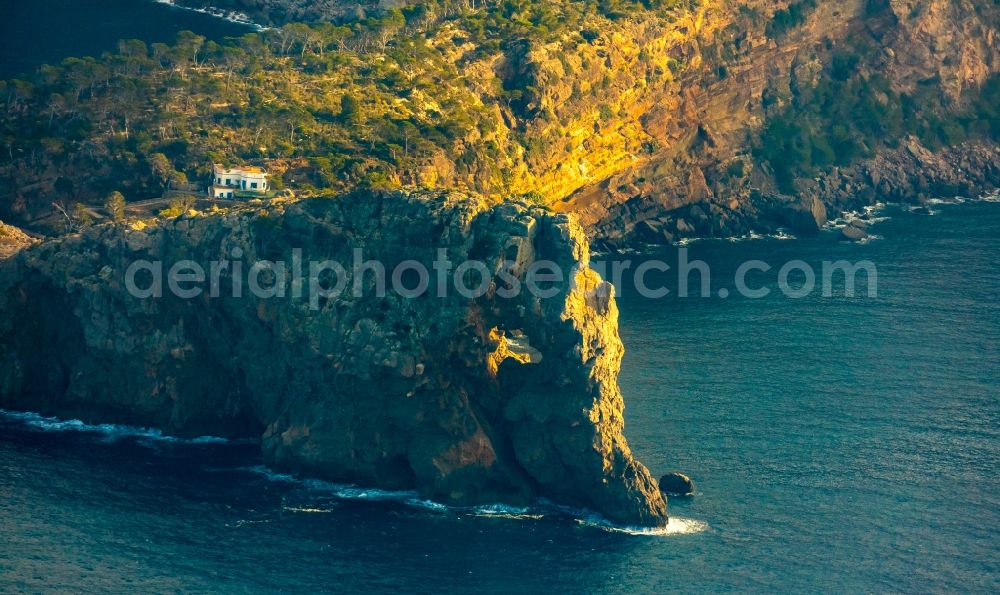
0,221 -> 37,259
0,191 -> 667,527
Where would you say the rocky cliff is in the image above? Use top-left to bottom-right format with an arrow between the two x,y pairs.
163,0 -> 1000,245
4,1 -> 996,244
0,190 -> 667,527
554,0 -> 1000,245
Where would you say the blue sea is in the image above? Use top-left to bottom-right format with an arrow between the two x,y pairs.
1,2 -> 999,590
2,198 -> 998,592
0,0 -> 256,79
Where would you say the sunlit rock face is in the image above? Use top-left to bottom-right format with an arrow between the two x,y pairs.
0,190 -> 667,527
4,1 -> 997,249
0,221 -> 37,259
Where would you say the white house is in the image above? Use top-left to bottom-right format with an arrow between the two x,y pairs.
209,164 -> 270,199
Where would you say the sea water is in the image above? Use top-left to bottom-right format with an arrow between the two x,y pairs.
1,199 -> 997,591
0,0 -> 255,79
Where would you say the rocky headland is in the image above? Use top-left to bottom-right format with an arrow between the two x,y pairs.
0,0 -> 997,528
0,191 -> 668,527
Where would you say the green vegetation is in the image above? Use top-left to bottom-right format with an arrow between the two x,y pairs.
105,191 -> 126,223
0,0 -> 706,220
756,39 -> 1000,193
0,0 -> 995,223
159,194 -> 198,219
71,202 -> 93,227
765,0 -> 818,39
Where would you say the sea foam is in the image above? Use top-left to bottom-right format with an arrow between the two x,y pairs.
152,0 -> 268,30
244,465 -> 696,533
4,409 -> 703,534
0,408 -> 231,444
582,516 -> 710,536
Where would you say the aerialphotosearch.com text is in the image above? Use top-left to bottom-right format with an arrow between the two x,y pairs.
124,247 -> 878,308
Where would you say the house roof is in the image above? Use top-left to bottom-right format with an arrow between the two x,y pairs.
213,164 -> 267,175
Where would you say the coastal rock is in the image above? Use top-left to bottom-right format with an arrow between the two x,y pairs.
766,195 -> 828,234
675,217 -> 695,235
841,224 -> 868,242
635,219 -> 674,245
658,472 -> 695,497
0,190 -> 667,527
687,168 -> 713,202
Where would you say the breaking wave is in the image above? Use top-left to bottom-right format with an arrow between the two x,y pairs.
0,408 -> 231,444
675,229 -> 797,247
737,229 -> 798,242
980,189 -> 1000,203
470,503 -> 545,520
245,466 -> 701,535
824,201 -> 892,232
578,515 -> 710,536
3,409 -> 705,535
152,0 -> 268,30
925,190 -> 1000,205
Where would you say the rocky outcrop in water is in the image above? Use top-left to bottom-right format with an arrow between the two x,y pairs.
0,190 -> 667,527
659,472 -> 695,497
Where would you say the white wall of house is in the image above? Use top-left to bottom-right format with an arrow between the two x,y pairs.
211,186 -> 236,199
211,165 -> 270,196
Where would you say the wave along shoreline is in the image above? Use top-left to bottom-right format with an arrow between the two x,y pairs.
151,0 -> 269,30
1,407 -> 706,537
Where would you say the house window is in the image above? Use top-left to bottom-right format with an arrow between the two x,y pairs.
251,182 -> 258,189
226,178 -> 231,185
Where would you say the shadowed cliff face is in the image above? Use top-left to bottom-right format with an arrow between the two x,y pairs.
0,191 -> 667,527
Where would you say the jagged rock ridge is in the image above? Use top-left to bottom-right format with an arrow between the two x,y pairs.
0,191 -> 667,527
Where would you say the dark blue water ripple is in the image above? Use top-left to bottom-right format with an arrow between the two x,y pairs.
1,200 -> 998,592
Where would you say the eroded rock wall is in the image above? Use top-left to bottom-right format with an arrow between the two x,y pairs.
0,190 -> 667,527
558,0 -> 1000,245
